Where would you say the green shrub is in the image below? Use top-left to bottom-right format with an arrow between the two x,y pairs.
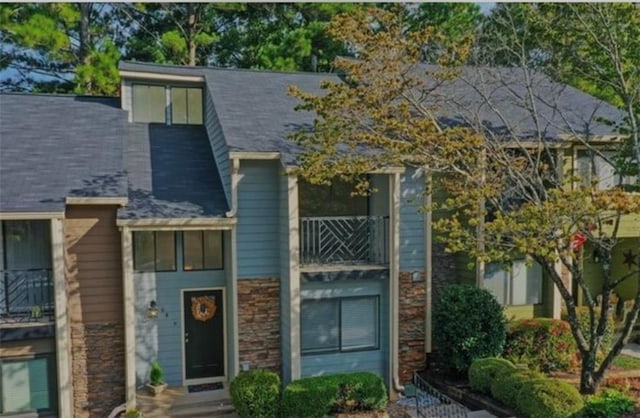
433,284 -> 507,373
490,369 -> 545,410
149,361 -> 164,385
229,370 -> 281,418
504,319 -> 576,372
281,372 -> 387,418
468,357 -> 517,394
516,378 -> 584,418
582,389 -> 636,418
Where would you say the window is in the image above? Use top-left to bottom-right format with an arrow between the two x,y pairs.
132,84 -> 203,125
484,260 -> 543,306
301,296 -> 379,354
183,231 -> 223,270
1,220 -> 51,270
0,356 -> 56,415
132,84 -> 166,123
133,231 -> 176,272
577,149 -> 638,191
171,87 -> 203,124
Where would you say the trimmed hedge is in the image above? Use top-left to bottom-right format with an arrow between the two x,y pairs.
516,378 -> 584,418
468,357 -> 517,394
434,284 -> 507,373
281,372 -> 387,418
490,369 -> 544,410
229,370 -> 281,418
504,319 -> 576,372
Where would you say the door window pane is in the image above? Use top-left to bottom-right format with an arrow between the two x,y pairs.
341,297 -> 378,351
183,231 -> 204,271
155,231 -> 176,271
204,231 -> 223,269
132,85 -> 166,123
301,299 -> 339,353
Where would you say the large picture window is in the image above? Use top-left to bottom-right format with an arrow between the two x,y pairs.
183,230 -> 223,271
132,84 -> 203,125
484,260 -> 543,306
301,296 -> 379,355
132,84 -> 166,123
0,355 -> 57,415
133,231 -> 176,272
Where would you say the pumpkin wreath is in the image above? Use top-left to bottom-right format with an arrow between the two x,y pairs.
191,296 -> 216,322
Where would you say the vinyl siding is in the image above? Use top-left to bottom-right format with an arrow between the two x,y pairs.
134,232 -> 227,387
300,279 -> 389,382
400,168 -> 425,271
65,205 -> 123,324
204,90 -> 231,207
236,160 -> 281,279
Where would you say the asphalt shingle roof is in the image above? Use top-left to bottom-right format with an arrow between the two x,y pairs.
118,124 -> 228,219
0,93 -> 127,213
119,61 -> 626,164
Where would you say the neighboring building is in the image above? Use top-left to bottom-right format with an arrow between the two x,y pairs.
0,61 -> 634,417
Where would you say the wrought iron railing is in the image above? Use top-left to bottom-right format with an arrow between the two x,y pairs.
0,269 -> 54,322
300,216 -> 389,265
414,371 -> 468,418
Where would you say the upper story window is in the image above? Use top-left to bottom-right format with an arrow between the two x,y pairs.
132,84 -> 203,125
576,149 -> 638,191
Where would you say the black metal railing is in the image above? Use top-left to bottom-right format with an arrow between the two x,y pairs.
300,216 -> 389,265
414,372 -> 468,418
0,269 -> 54,322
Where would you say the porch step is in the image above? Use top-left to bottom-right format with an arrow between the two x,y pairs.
170,398 -> 235,418
137,387 -> 235,418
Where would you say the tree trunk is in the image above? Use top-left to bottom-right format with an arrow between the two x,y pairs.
78,3 -> 92,92
579,350 -> 600,394
187,4 -> 196,66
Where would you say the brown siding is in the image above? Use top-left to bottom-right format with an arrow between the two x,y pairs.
65,205 -> 123,324
65,205 -> 126,417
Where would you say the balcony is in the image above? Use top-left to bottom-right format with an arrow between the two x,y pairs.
300,216 -> 389,266
0,269 -> 54,323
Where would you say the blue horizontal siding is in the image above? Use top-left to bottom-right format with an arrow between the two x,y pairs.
134,233 -> 227,387
400,168 -> 425,271
300,279 -> 389,382
236,160 -> 281,278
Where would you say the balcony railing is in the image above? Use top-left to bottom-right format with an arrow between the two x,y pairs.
0,269 -> 54,322
300,216 -> 389,266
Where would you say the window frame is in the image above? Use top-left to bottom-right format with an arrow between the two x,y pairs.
300,295 -> 380,356
0,353 -> 58,415
484,260 -> 543,307
182,230 -> 224,272
133,231 -> 177,273
131,83 -> 204,126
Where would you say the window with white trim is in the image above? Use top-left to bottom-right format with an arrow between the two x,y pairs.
301,296 -> 379,354
483,260 -> 543,306
576,149 -> 638,191
132,84 -> 203,125
0,355 -> 57,415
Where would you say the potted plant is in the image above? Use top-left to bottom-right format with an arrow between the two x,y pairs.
147,361 -> 167,396
31,305 -> 43,320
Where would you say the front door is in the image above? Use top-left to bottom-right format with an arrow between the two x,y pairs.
183,289 -> 225,381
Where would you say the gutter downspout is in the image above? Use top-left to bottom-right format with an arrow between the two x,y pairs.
226,157 -> 240,218
390,172 -> 404,395
424,168 -> 433,355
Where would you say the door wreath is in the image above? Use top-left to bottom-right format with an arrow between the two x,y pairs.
191,296 -> 216,322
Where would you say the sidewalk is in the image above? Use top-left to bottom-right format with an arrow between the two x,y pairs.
622,342 -> 640,358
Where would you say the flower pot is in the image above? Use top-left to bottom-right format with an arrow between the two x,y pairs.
146,383 -> 167,396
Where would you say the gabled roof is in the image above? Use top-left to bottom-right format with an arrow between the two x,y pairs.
0,93 -> 127,213
118,124 -> 229,219
119,61 -> 627,165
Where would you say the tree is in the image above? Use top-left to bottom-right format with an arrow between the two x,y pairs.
117,3 -> 235,66
0,3 -> 120,94
289,7 -> 640,394
212,3 -> 366,72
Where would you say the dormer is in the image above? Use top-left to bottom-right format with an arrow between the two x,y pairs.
118,62 -> 206,125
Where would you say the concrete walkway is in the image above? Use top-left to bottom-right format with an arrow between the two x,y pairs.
622,342 -> 640,358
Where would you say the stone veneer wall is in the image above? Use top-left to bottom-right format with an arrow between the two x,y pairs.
237,278 -> 281,373
71,323 -> 125,418
398,272 -> 426,383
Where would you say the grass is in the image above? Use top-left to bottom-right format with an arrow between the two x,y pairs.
613,355 -> 640,370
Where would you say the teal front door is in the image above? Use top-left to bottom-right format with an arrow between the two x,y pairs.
183,289 -> 225,380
